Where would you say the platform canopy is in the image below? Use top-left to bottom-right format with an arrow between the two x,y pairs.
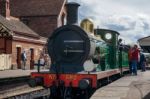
138,36 -> 150,53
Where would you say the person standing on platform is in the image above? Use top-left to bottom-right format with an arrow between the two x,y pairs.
140,51 -> 146,72
21,51 -> 27,70
128,46 -> 132,74
131,44 -> 140,75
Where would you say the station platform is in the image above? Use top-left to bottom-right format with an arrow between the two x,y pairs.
0,69 -> 49,79
91,70 -> 150,99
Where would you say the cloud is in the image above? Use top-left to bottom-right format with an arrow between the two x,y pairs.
105,15 -> 136,31
73,0 -> 150,44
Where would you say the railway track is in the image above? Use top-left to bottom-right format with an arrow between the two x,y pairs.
0,76 -> 29,86
0,76 -> 50,99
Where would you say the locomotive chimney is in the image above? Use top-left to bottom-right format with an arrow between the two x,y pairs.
65,2 -> 80,25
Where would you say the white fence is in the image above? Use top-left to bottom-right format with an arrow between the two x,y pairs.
0,54 -> 12,70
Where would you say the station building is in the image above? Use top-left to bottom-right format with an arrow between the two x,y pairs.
0,15 -> 47,70
138,36 -> 150,53
0,0 -> 67,70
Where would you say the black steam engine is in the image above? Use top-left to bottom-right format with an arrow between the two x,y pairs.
29,2 -> 129,99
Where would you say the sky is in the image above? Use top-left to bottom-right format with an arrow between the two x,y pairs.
68,0 -> 150,44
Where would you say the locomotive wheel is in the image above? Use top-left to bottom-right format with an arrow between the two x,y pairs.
64,87 -> 72,99
50,87 -> 94,99
50,86 -> 73,99
80,87 -> 95,99
50,86 -> 59,99
83,90 -> 90,99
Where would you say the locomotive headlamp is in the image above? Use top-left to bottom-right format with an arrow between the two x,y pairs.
105,33 -> 112,40
83,60 -> 95,72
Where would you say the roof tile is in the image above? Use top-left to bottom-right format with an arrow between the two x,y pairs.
0,15 -> 39,37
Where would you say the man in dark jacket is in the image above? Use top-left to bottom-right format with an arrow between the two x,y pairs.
21,51 -> 27,70
140,52 -> 146,72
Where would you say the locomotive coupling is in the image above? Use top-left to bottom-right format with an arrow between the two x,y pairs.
78,79 -> 91,89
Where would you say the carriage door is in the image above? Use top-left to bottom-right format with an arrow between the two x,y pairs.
30,48 -> 34,69
16,47 -> 21,69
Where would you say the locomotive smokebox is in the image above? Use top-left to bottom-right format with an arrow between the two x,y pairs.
66,2 -> 80,25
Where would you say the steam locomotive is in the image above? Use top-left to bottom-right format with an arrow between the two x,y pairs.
29,2 -> 129,99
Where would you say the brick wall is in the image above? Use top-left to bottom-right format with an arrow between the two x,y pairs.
12,40 -> 46,69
